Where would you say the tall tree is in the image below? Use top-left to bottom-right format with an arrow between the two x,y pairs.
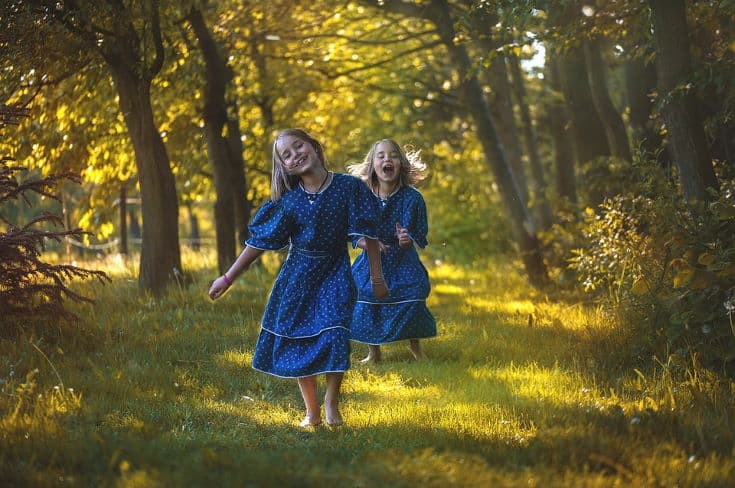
546,2 -> 612,206
624,52 -> 664,163
360,0 -> 547,285
583,37 -> 631,162
508,51 -> 553,230
546,55 -> 578,206
187,6 -> 249,274
44,1 -> 182,294
466,6 -> 530,207
648,0 -> 718,201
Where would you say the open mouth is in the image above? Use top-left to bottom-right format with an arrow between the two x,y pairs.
291,155 -> 307,169
381,163 -> 395,177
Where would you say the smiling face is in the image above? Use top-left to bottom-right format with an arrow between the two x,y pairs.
373,140 -> 402,187
276,134 -> 320,175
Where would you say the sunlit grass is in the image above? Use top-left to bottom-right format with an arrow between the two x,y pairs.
1,252 -> 733,486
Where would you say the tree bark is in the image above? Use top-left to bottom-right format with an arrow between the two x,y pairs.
624,54 -> 666,165
467,8 -> 530,207
648,0 -> 718,200
508,52 -> 553,230
583,38 -> 631,162
547,55 -> 578,206
107,64 -> 181,294
188,7 -> 237,274
484,54 -> 529,206
225,99 -> 250,245
187,203 -> 200,251
119,181 -> 128,255
556,43 -> 612,206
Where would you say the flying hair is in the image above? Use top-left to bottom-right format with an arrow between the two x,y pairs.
348,138 -> 428,192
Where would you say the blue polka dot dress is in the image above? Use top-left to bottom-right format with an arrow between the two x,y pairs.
246,173 -> 379,378
350,186 -> 436,345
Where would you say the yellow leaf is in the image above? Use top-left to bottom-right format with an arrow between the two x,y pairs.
697,252 -> 716,266
631,276 -> 651,295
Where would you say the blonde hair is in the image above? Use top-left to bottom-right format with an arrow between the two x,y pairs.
270,128 -> 328,201
348,138 -> 428,192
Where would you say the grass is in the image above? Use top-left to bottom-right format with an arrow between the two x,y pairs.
1,249 -> 734,487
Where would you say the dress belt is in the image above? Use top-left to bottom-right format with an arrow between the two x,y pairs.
287,245 -> 345,258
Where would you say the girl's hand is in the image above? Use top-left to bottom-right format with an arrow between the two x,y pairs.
395,222 -> 412,249
357,237 -> 390,253
208,276 -> 231,301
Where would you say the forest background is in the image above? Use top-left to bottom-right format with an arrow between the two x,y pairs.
1,0 -> 735,486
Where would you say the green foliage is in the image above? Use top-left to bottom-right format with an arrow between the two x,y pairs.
569,159 -> 735,374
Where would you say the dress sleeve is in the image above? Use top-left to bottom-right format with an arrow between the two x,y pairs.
348,177 -> 379,243
244,199 -> 293,250
403,190 -> 429,249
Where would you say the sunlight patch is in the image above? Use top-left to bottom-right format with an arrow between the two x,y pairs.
464,296 -> 535,315
433,283 -> 464,295
215,349 -> 253,369
469,363 -> 599,405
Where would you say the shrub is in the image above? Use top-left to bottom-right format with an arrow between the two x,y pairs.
1,104 -> 109,335
569,159 -> 735,375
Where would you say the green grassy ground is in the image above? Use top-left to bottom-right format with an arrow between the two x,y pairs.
1,250 -> 734,487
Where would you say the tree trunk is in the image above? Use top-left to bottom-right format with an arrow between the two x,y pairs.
557,43 -> 612,206
429,0 -> 546,285
119,181 -> 128,255
225,99 -> 250,245
649,0 -> 718,200
107,64 -> 181,295
547,56 -> 578,206
485,56 -> 530,205
187,203 -> 200,251
583,38 -> 632,162
467,8 -> 530,207
508,52 -> 553,230
188,8 -> 237,273
624,54 -> 666,166
129,207 -> 141,240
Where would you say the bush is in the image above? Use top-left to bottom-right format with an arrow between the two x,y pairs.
569,159 -> 735,375
1,120 -> 109,335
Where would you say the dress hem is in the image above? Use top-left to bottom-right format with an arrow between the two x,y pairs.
350,333 -> 437,346
260,324 -> 350,339
356,298 -> 428,305
251,365 -> 348,379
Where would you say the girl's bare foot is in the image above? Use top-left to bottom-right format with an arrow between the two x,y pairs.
409,340 -> 426,361
299,414 -> 322,427
324,400 -> 343,426
360,345 -> 382,363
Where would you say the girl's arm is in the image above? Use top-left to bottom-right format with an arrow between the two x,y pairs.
208,245 -> 265,300
364,237 -> 389,298
355,237 -> 389,253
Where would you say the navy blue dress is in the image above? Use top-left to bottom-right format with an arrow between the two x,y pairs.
350,186 -> 436,345
246,173 -> 379,378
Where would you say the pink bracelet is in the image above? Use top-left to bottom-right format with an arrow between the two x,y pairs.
222,273 -> 233,285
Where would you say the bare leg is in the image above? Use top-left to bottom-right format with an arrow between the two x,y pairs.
324,372 -> 344,426
297,376 -> 321,427
409,339 -> 426,360
360,344 -> 382,363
